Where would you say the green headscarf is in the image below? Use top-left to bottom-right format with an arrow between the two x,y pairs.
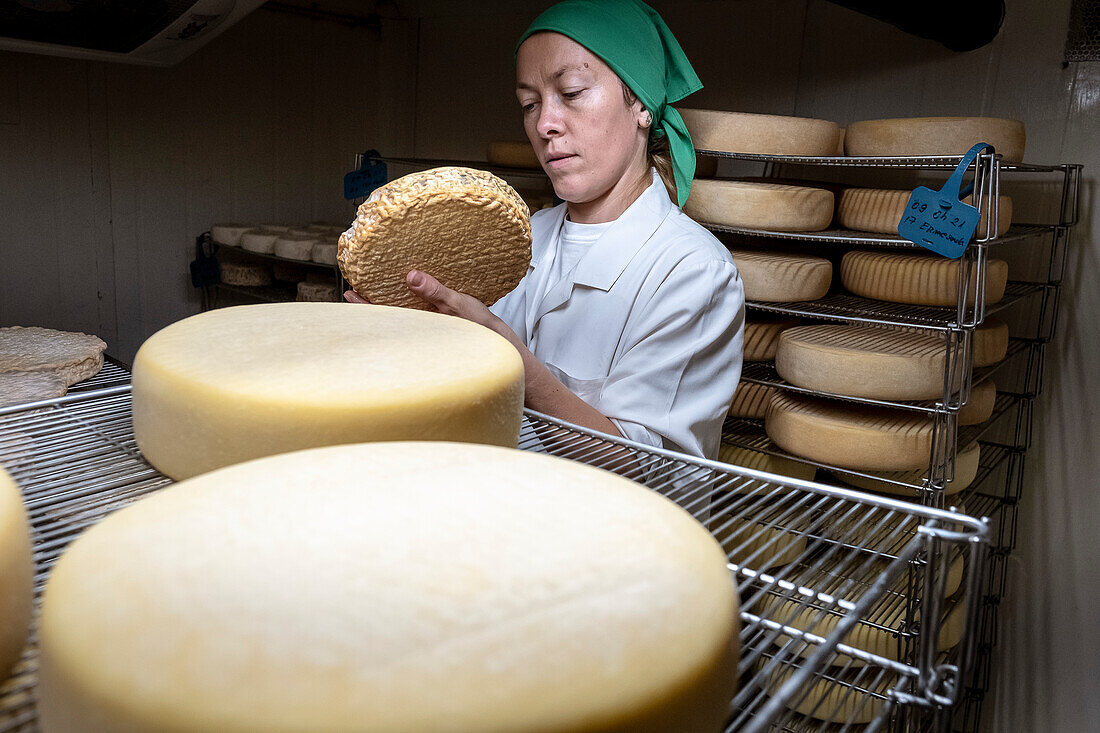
516,0 -> 702,208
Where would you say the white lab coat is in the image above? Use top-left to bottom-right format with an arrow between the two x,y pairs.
490,171 -> 745,460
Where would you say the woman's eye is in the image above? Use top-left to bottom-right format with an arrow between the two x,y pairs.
563,90 -> 584,100
521,102 -> 537,113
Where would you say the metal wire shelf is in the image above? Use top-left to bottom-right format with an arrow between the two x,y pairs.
695,149 -> 1073,174
0,381 -> 987,733
705,224 -> 1050,249
214,241 -> 342,271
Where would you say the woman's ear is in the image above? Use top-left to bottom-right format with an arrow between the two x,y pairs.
638,109 -> 652,129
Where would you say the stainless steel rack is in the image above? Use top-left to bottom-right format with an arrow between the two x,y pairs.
202,234 -> 346,311
0,381 -> 988,733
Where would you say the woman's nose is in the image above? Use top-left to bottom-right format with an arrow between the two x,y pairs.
536,100 -> 563,138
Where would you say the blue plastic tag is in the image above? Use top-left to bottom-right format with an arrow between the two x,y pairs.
898,142 -> 993,259
343,150 -> 388,200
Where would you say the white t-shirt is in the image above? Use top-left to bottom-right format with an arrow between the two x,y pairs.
551,218 -> 613,288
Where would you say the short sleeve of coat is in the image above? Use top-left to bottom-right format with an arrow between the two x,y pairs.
601,257 -> 744,461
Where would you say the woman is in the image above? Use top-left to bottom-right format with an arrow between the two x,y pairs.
349,0 -> 744,461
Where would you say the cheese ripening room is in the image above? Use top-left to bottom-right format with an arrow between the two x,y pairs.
0,1 -> 1096,732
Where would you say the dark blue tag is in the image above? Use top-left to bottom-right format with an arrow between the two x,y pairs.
898,142 -> 993,259
343,150 -> 388,200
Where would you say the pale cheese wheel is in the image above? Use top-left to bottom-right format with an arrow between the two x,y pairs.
339,167 -> 531,310
486,141 -> 542,169
210,223 -> 253,247
973,318 -> 1009,367
716,444 -> 817,484
218,260 -> 272,287
728,381 -> 776,419
765,394 -> 934,471
775,325 -> 958,401
832,442 -> 981,497
295,281 -> 338,303
683,180 -> 834,232
131,303 -> 524,480
312,242 -> 338,265
844,116 -> 1026,162
273,234 -> 320,261
37,442 -> 739,733
708,511 -> 808,568
729,250 -> 832,302
743,318 -> 799,362
240,230 -> 279,254
840,250 -> 1008,307
678,108 -> 842,157
0,467 -> 32,681
837,188 -> 1012,237
958,379 -> 996,425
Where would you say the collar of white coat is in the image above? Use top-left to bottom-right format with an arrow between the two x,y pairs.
533,169 -> 674,292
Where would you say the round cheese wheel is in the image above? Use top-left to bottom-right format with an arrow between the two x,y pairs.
709,511 -> 807,568
728,381 -> 776,419
844,116 -> 1026,161
218,260 -> 272,287
678,108 -> 842,157
837,188 -> 1012,237
339,167 -> 531,310
832,441 -> 980,497
775,324 -> 958,401
743,318 -> 799,362
840,250 -> 1008,307
486,141 -> 542,169
37,442 -> 739,733
131,303 -> 524,480
729,250 -> 832,302
210,224 -> 253,247
273,234 -> 320,261
240,230 -> 279,254
765,394 -> 934,471
295,281 -> 338,302
0,326 -> 106,387
0,468 -> 32,681
973,318 -> 1009,367
683,180 -> 834,232
716,444 -> 817,484
312,242 -> 338,265
958,379 -> 996,425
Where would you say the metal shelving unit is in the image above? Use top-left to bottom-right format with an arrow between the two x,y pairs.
0,381 -> 989,733
202,235 -> 346,311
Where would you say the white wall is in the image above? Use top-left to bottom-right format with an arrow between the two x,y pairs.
0,7 -> 418,361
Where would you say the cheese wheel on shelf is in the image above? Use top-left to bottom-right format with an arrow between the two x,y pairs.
958,379 -> 996,425
312,243 -> 338,265
240,230 -> 279,254
729,250 -> 832,302
765,394 -> 934,472
486,141 -> 542,169
837,188 -> 1012,237
757,659 -> 887,724
716,444 -> 818,484
296,281 -> 338,302
37,442 -> 739,733
708,511 -> 808,568
832,441 -> 980,497
339,167 -> 531,310
840,250 -> 1008,307
775,324 -> 958,401
218,260 -> 272,287
973,318 -> 1009,367
131,303 -> 524,480
744,317 -> 799,362
683,180 -> 834,232
728,381 -> 777,419
844,116 -> 1026,162
274,234 -> 320,262
678,108 -> 842,157
210,224 -> 253,247
0,468 -> 32,681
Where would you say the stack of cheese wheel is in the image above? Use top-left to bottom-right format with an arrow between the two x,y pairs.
295,281 -> 338,302
775,324 -> 960,401
717,444 -> 817,484
743,317 -> 799,362
218,260 -> 273,287
131,302 -> 525,480
841,250 -> 1009,307
838,187 -> 1013,238
486,141 -> 541,169
36,442 -> 740,733
339,167 -> 531,310
274,233 -> 321,262
678,108 -> 842,157
844,116 -> 1026,162
683,180 -> 834,232
240,229 -> 280,254
0,468 -> 32,681
729,250 -> 832,302
728,381 -> 777,419
766,394 -> 934,472
210,224 -> 253,247
832,441 -> 981,497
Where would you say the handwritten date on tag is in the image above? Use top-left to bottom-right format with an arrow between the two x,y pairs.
897,142 -> 993,259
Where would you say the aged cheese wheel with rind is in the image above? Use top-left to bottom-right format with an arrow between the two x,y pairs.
338,167 -> 531,310
837,188 -> 1012,237
729,250 -> 832,303
832,442 -> 980,497
716,444 -> 818,484
840,250 -> 1008,307
219,260 -> 273,287
844,116 -> 1026,161
240,230 -> 279,254
973,318 -> 1009,367
683,180 -> 834,232
958,379 -> 996,425
37,442 -> 739,733
743,318 -> 799,362
0,467 -> 32,682
678,108 -> 842,157
728,381 -> 776,419
273,234 -> 320,262
211,224 -> 253,247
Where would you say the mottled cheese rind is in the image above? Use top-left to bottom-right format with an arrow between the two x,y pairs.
683,180 -> 834,232
729,250 -> 832,303
844,116 -> 1026,162
679,108 -> 842,156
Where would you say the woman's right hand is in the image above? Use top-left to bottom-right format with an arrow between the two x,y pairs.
343,290 -> 369,304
